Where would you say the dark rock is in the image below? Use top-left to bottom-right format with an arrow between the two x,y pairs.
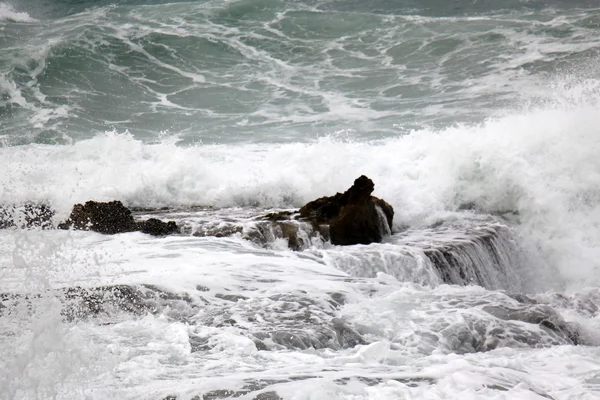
0,285 -> 188,321
137,218 -> 179,236
373,197 -> 394,231
240,176 -> 393,248
278,222 -> 302,250
253,340 -> 268,351
55,284 -> 197,321
507,293 -> 538,305
58,200 -> 178,236
62,285 -> 146,318
263,320 -> 365,351
329,292 -> 347,307
0,207 -> 11,229
217,319 -> 237,327
299,175 -> 394,245
58,200 -> 137,234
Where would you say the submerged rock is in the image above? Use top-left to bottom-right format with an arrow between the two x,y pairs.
1,284 -> 198,321
299,175 -> 394,245
245,219 -> 321,251
58,200 -> 179,236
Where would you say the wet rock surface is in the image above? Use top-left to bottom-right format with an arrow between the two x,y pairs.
0,284 -> 198,322
233,175 -> 395,249
58,200 -> 138,234
401,290 -> 586,353
0,200 -> 179,236
138,217 -> 179,236
0,176 -> 393,246
2,279 -> 594,400
58,200 -> 179,236
482,302 -> 581,345
419,223 -> 523,289
299,175 -> 394,245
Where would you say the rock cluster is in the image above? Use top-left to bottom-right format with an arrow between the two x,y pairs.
0,201 -> 178,236
0,175 -> 392,245
58,200 -> 178,236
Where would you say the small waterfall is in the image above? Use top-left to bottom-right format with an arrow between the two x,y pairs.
375,204 -> 392,237
421,224 -> 526,291
318,222 -> 527,291
187,208 -> 529,292
243,220 -> 324,250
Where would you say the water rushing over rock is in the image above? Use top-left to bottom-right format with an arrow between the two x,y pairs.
421,224 -> 525,290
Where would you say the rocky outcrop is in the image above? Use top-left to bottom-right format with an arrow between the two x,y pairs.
0,201 -> 179,236
58,200 -> 137,234
299,175 -> 394,245
240,175 -> 394,249
57,200 -> 179,236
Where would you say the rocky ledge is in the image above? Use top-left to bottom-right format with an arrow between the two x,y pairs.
0,176 -> 393,245
0,200 -> 178,236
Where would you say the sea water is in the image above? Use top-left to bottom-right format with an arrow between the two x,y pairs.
1,0 -> 600,399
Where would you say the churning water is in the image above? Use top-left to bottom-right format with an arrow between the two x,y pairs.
1,0 -> 600,399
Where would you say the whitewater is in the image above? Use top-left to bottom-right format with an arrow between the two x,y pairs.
1,0 -> 600,399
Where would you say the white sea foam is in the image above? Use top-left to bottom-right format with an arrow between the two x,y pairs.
0,2 -> 36,22
1,228 -> 599,399
2,87 -> 600,287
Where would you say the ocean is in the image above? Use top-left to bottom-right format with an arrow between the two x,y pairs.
1,0 -> 600,398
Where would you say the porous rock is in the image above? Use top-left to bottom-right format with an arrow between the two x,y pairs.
58,200 -> 137,234
58,200 -> 179,236
137,218 -> 179,236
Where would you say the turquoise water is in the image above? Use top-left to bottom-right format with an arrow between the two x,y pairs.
2,0 -> 599,145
